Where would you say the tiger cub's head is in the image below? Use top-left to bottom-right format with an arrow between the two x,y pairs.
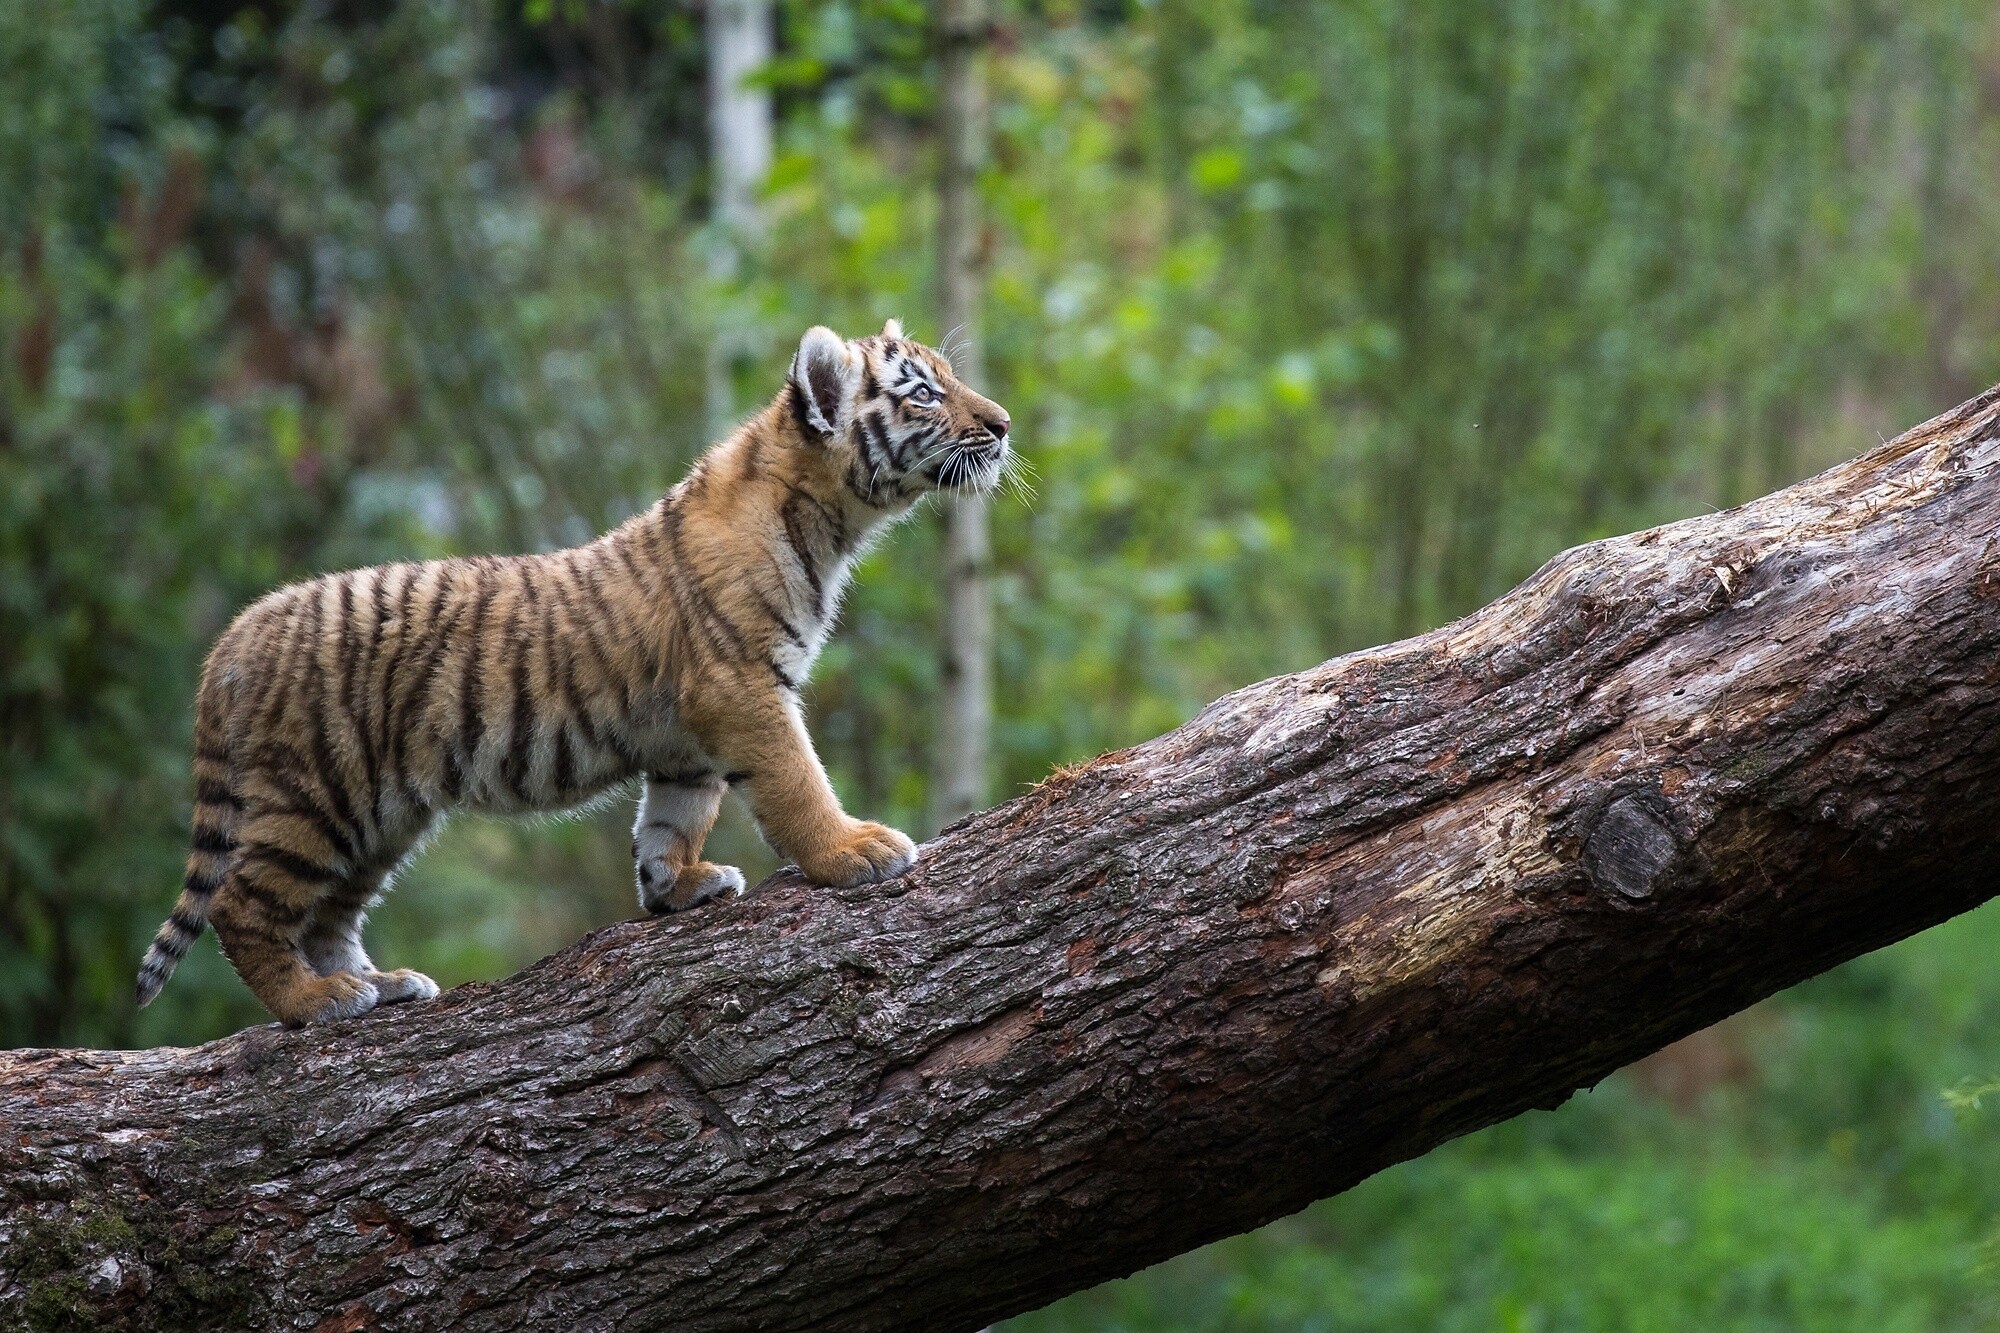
786,320 -> 1012,507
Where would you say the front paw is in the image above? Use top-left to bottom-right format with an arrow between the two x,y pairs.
639,859 -> 747,914
797,821 -> 918,888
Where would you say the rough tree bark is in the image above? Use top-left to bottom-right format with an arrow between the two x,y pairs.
6,387 -> 2000,1332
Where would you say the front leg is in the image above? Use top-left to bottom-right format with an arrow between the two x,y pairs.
688,681 -> 917,888
633,770 -> 743,914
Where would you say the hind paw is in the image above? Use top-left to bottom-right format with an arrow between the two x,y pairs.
284,972 -> 381,1027
368,969 -> 440,1004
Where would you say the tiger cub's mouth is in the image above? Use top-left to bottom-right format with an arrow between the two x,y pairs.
931,435 -> 1010,493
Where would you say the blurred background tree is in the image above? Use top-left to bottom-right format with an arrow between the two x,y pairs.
3,0 -> 2000,1325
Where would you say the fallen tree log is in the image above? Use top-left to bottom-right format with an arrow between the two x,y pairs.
6,386 -> 2000,1333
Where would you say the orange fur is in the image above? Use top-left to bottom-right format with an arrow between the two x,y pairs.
136,323 -> 1011,1025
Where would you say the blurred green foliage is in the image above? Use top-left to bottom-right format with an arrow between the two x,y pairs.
4,0 -> 2000,1324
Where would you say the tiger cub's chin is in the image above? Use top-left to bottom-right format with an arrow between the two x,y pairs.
136,320 -> 1011,1026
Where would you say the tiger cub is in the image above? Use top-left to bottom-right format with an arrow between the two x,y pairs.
136,321 -> 1011,1026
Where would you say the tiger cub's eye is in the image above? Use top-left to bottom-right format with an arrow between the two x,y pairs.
907,384 -> 940,407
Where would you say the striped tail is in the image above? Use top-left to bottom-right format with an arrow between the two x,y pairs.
137,674 -> 239,1008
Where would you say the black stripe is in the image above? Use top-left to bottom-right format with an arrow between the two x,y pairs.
195,775 -> 236,806
602,726 -> 644,773
440,739 -> 465,800
275,798 -> 358,865
247,597 -> 305,729
298,579 -> 332,662
295,582 -> 363,848
376,565 -> 420,765
541,575 -> 601,769
723,770 -> 752,786
551,721 -> 575,797
192,825 -> 235,855
771,660 -> 800,692
240,842 -> 339,885
751,587 -> 805,647
319,867 -> 381,907
792,482 -> 850,548
802,489 -> 850,619
497,576 -> 539,799
155,930 -> 192,960
814,485 -> 851,548
455,569 -> 499,777
572,550 -> 629,645
570,562 -> 636,714
293,576 -> 329,735
664,504 -> 744,652
231,875 -> 309,925
502,634 -> 537,800
394,576 -> 471,789
660,504 -> 751,661
361,566 -> 398,758
183,863 -> 226,897
863,410 -> 895,469
299,670 -> 362,851
237,643 -> 278,735
335,575 -> 357,705
167,907 -> 204,936
545,598 -> 603,752
900,424 -> 941,473
649,768 -> 716,787
341,574 -> 385,818
247,761 -> 361,865
612,538 -> 650,591
781,492 -> 824,608
367,566 -> 394,664
631,509 -> 678,589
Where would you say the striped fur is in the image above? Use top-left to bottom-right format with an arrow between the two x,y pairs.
137,323 -> 1011,1026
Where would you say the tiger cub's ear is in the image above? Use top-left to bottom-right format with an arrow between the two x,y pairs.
882,317 -> 904,339
788,326 -> 857,438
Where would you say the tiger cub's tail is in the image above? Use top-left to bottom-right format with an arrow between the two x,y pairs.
136,671 -> 239,1008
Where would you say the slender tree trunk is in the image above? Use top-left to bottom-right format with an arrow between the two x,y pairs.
933,0 -> 992,828
6,387 -> 2000,1331
704,0 -> 773,438
707,0 -> 773,240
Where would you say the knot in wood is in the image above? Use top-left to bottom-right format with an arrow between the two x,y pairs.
1581,793 -> 1680,901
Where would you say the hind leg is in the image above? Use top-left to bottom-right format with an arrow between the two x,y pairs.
209,847 -> 379,1027
299,814 -> 439,1006
299,870 -> 438,1006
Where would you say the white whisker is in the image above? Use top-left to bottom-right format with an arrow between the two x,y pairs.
999,449 -> 1037,505
911,437 -> 963,473
938,324 -> 970,372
